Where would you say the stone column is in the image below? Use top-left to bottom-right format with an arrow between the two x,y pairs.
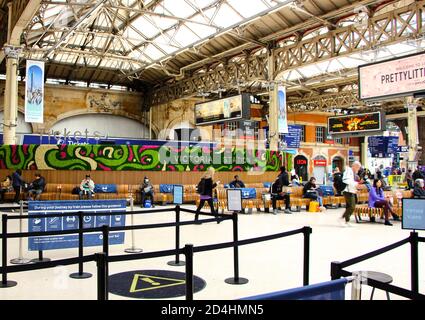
2,45 -> 22,145
267,48 -> 279,151
406,97 -> 419,170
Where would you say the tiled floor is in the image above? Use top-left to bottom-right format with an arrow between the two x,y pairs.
0,204 -> 423,300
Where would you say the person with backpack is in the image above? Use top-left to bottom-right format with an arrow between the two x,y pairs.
195,167 -> 220,223
270,177 -> 291,214
340,161 -> 362,227
333,167 -> 344,196
140,176 -> 155,208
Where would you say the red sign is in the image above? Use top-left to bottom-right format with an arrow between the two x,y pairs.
314,160 -> 327,166
296,160 -> 307,165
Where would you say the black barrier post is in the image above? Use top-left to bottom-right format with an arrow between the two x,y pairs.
331,261 -> 342,280
0,214 -> 17,288
410,232 -> 419,293
95,252 -> 108,301
101,225 -> 109,297
31,250 -> 51,263
168,205 -> 185,266
225,211 -> 248,285
70,211 -> 92,279
184,244 -> 194,301
303,227 -> 312,286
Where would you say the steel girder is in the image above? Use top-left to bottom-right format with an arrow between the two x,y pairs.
151,0 -> 425,108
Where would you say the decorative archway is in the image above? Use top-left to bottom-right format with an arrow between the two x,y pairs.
294,154 -> 309,182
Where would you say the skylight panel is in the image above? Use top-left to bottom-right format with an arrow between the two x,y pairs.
210,3 -> 243,28
226,0 -> 268,18
161,0 -> 197,19
132,16 -> 159,38
172,24 -> 200,46
143,44 -> 166,61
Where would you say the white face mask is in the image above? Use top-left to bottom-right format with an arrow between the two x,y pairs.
145,179 -> 149,183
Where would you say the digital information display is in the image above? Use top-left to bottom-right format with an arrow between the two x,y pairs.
328,111 -> 383,137
195,94 -> 250,126
359,51 -> 425,101
402,198 -> 425,231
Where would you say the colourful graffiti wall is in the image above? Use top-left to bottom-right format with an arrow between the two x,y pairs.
0,145 -> 283,172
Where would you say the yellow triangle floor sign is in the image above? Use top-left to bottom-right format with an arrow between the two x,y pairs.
130,274 -> 186,293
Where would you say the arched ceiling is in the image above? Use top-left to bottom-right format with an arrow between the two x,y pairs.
1,0 -> 424,112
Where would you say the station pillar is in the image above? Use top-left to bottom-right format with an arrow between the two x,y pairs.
267,48 -> 279,152
2,45 -> 21,145
406,98 -> 419,170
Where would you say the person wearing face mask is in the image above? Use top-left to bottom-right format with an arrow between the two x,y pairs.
140,176 -> 155,208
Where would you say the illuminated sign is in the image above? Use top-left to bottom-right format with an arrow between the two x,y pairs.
359,51 -> 425,101
195,94 -> 250,126
328,111 -> 384,137
314,160 -> 327,166
296,159 -> 307,165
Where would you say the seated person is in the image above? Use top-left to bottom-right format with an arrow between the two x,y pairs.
229,175 -> 245,188
79,175 -> 95,199
413,179 -> 425,198
140,177 -> 155,207
291,174 -> 301,186
368,179 -> 399,226
0,175 -> 12,203
27,173 -> 46,201
270,177 -> 291,215
302,177 -> 325,211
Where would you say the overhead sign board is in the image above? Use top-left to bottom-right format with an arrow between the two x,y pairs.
328,111 -> 384,137
195,94 -> 250,126
359,51 -> 425,101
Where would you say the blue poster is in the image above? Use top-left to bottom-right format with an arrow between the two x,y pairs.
283,125 -> 302,149
28,200 -> 126,251
368,136 -> 399,158
25,60 -> 44,123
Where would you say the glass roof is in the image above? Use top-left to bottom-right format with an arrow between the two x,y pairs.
25,0 -> 291,73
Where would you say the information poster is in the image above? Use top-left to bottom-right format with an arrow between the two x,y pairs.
28,200 -> 126,251
402,199 -> 425,231
283,125 -> 302,149
227,189 -> 242,212
173,185 -> 183,205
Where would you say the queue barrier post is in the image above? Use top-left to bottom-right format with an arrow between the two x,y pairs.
101,224 -> 109,296
0,214 -> 17,288
410,231 -> 419,294
31,250 -> 51,263
70,211 -> 92,279
168,205 -> 185,267
95,252 -> 108,301
10,201 -> 31,265
330,261 -> 342,280
225,211 -> 248,285
125,195 -> 143,254
184,244 -> 194,301
303,226 -> 312,286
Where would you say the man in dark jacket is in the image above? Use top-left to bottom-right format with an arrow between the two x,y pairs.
270,177 -> 291,214
27,174 -> 46,200
278,166 -> 290,187
333,167 -> 344,196
140,177 -> 155,207
229,175 -> 245,188
12,169 -> 26,203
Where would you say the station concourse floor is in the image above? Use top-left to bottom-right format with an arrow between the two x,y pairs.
0,204 -> 423,300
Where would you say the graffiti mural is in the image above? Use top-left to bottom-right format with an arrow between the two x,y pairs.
0,145 -> 283,172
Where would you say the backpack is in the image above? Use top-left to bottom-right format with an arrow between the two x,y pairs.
333,173 -> 347,193
71,186 -> 80,194
196,179 -> 205,195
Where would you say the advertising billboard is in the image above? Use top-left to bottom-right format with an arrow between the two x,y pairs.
195,94 -> 250,126
328,111 -> 384,137
359,51 -> 425,101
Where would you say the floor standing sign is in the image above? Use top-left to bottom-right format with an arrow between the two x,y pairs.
28,200 -> 126,251
227,189 -> 242,212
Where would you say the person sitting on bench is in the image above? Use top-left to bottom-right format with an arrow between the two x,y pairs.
413,179 -> 425,199
270,177 -> 291,215
27,173 -> 46,201
368,179 -> 399,226
79,175 -> 95,199
303,177 -> 325,211
140,177 -> 155,207
229,175 -> 245,188
0,175 -> 12,203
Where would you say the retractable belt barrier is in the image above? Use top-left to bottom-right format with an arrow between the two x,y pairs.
331,232 -> 425,300
0,204 -> 312,300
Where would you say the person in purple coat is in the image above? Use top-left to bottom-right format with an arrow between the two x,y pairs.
368,179 -> 399,226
